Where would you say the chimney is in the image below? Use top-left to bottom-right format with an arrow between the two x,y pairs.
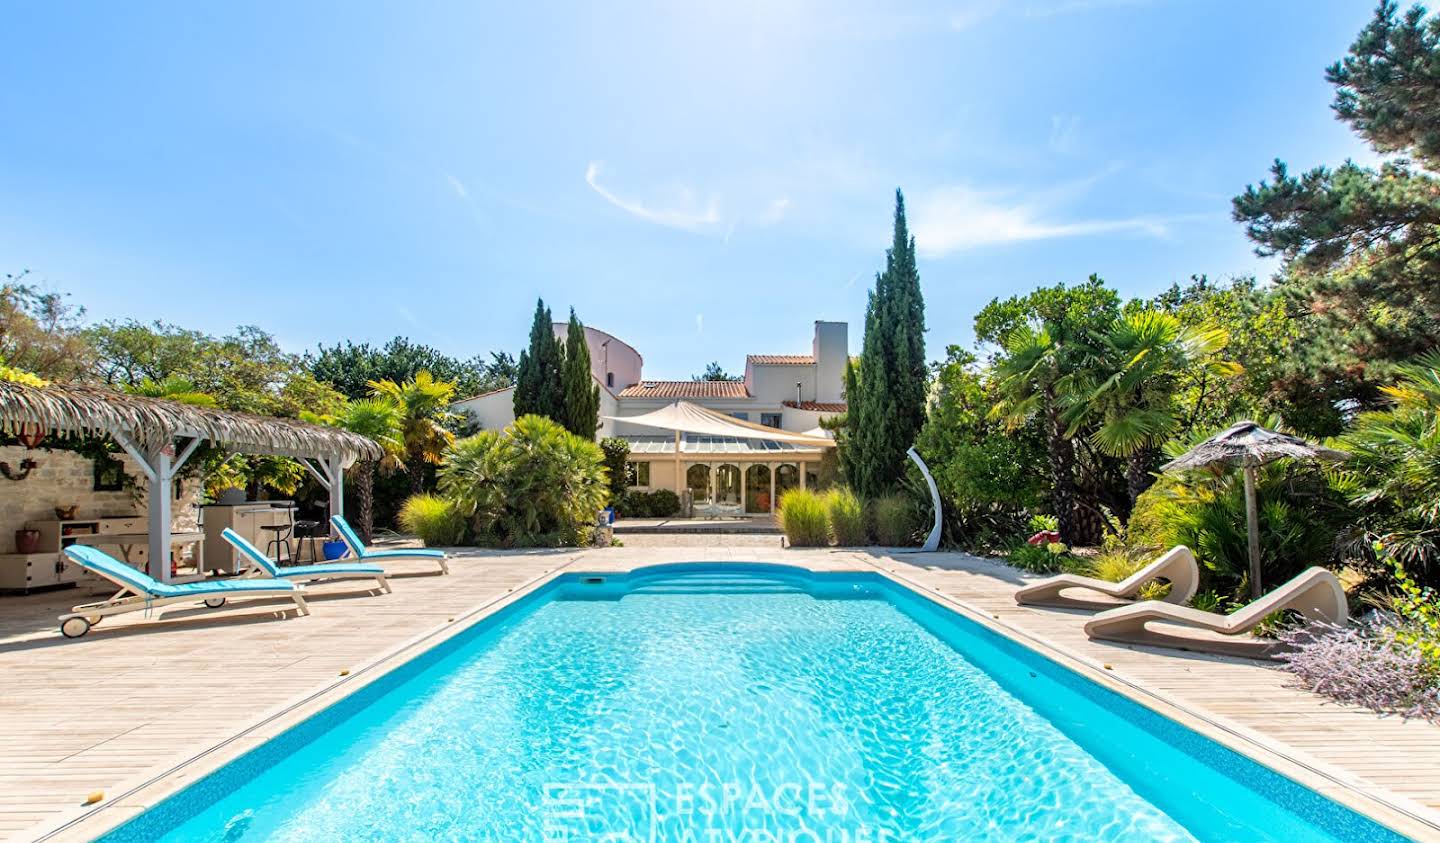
812,321 -> 848,403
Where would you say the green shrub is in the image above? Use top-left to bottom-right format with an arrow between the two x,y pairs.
1004,541 -> 1081,574
1088,545 -> 1174,599
617,489 -> 681,518
1188,591 -> 1228,613
648,488 -> 680,517
397,493 -> 466,547
437,415 -> 608,547
913,346 -> 1050,551
599,437 -> 631,506
1385,548 -> 1440,668
1028,513 -> 1059,534
1331,355 -> 1440,588
870,494 -> 920,546
1087,548 -> 1145,583
779,489 -> 830,547
825,487 -> 866,546
1128,466 -> 1343,599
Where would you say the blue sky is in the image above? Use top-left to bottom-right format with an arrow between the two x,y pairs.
1,1 -> 1376,381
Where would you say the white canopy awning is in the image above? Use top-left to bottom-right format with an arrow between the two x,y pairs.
604,401 -> 836,447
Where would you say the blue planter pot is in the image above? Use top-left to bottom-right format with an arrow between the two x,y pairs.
322,540 -> 348,561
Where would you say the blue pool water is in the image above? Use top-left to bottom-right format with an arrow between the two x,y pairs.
101,564 -> 1406,842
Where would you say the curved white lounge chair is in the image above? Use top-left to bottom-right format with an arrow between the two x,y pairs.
222,528 -> 390,594
331,515 -> 450,575
59,545 -> 308,639
1015,545 -> 1199,611
1083,566 -> 1348,660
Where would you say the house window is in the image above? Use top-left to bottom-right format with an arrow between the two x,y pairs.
607,372 -> 614,387
626,461 -> 651,487
760,413 -> 782,428
729,412 -> 749,421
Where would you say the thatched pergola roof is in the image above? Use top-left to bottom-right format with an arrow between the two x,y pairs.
0,380 -> 382,462
1161,420 -> 1346,472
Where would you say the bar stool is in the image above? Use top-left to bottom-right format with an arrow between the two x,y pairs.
261,503 -> 296,564
293,519 -> 323,563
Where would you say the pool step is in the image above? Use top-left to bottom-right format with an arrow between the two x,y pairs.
627,575 -> 805,596
628,585 -> 807,596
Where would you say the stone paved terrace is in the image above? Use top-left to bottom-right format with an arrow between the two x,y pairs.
1,543 -> 1437,841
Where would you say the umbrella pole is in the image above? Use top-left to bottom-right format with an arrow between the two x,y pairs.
1243,464 -> 1262,599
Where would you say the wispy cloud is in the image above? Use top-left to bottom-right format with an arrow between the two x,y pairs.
585,162 -> 721,233
695,313 -> 704,334
443,172 -> 469,200
759,197 -> 791,224
440,170 -> 486,229
909,182 -> 1169,257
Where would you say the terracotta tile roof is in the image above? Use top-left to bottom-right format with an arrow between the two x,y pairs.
747,354 -> 814,365
617,380 -> 751,399
782,400 -> 847,412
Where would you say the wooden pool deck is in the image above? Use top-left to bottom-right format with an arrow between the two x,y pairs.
1,544 -> 1436,841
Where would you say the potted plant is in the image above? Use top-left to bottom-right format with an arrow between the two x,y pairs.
15,528 -> 41,555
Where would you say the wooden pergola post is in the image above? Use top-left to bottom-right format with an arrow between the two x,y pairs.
301,454 -> 350,535
145,443 -> 173,581
110,430 -> 201,582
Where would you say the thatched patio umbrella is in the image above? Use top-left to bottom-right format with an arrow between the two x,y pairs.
1161,421 -> 1346,599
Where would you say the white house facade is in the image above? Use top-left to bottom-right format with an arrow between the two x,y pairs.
451,320 -> 850,515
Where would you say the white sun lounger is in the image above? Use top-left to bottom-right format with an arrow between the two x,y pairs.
1083,566 -> 1348,659
331,515 -> 450,575
222,528 -> 390,593
58,545 -> 308,639
1015,545 -> 1200,611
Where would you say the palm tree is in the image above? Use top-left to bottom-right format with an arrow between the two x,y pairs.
990,325 -> 1088,544
1074,310 -> 1239,506
1334,351 -> 1440,580
437,430 -> 511,540
330,398 -> 404,542
368,371 -> 459,494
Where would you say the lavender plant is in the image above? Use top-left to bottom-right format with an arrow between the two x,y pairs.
1277,615 -> 1440,723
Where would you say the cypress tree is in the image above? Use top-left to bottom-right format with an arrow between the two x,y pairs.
561,308 -> 600,437
514,298 -> 565,421
888,188 -> 928,455
846,189 -> 927,498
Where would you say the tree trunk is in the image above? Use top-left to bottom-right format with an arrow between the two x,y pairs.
1071,491 -> 1107,547
1045,399 -> 1080,545
1126,446 -> 1159,508
410,463 -> 425,495
355,460 -> 375,543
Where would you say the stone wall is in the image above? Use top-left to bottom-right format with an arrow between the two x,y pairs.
0,445 -> 200,554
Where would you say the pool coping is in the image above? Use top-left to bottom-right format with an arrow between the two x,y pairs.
34,555 -> 1440,842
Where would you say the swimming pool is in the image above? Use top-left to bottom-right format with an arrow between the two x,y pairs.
97,564 -> 1407,841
